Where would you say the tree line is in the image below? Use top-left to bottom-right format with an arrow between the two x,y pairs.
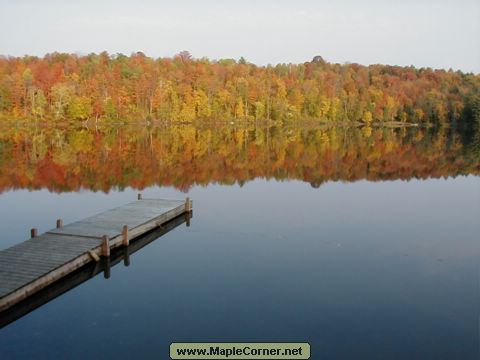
0,52 -> 479,124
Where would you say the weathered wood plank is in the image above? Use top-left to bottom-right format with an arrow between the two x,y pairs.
47,199 -> 184,239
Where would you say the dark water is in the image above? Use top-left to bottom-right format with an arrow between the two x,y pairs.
0,125 -> 479,359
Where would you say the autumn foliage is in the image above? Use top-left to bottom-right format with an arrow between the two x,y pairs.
0,52 -> 479,124
0,124 -> 478,193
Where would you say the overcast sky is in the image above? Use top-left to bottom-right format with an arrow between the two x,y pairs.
0,0 -> 479,72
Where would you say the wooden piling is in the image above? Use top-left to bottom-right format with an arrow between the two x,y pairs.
101,235 -> 110,257
30,228 -> 37,238
122,225 -> 129,246
138,193 -> 143,200
56,219 -> 63,228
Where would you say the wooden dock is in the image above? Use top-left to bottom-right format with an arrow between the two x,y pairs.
0,196 -> 192,313
0,213 -> 190,328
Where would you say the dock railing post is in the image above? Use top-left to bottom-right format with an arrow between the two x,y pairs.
101,235 -> 110,257
122,225 -> 129,246
30,228 -> 38,238
56,219 -> 63,228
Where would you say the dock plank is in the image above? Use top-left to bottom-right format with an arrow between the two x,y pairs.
0,234 -> 101,298
47,199 -> 184,239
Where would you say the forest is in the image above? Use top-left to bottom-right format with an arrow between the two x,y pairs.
0,124 -> 478,193
0,52 -> 479,124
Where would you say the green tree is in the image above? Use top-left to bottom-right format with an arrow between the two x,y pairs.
235,97 -> 244,118
254,101 -> 265,120
29,88 -> 47,118
362,111 -> 373,124
103,97 -> 117,119
68,96 -> 93,120
51,84 -> 74,119
194,89 -> 211,118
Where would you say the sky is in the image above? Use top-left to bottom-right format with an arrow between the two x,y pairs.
0,0 -> 479,73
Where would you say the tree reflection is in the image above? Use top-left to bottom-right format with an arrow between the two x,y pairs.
0,123 -> 478,193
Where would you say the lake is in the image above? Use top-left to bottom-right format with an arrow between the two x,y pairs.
0,124 -> 479,359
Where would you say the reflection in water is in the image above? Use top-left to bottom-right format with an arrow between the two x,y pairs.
0,212 -> 190,329
0,124 -> 478,192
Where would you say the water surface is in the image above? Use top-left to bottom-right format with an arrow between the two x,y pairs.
0,124 -> 479,359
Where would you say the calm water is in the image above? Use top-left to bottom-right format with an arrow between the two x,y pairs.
0,124 -> 479,359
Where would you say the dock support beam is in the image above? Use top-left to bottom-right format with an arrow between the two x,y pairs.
88,250 -> 100,262
101,235 -> 110,257
30,228 -> 37,238
56,219 -> 63,228
138,193 -> 143,200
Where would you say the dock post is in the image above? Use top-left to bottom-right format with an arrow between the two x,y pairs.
56,219 -> 63,228
30,228 -> 38,238
101,235 -> 110,257
185,211 -> 191,227
185,197 -> 192,212
138,193 -> 143,200
122,225 -> 129,246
